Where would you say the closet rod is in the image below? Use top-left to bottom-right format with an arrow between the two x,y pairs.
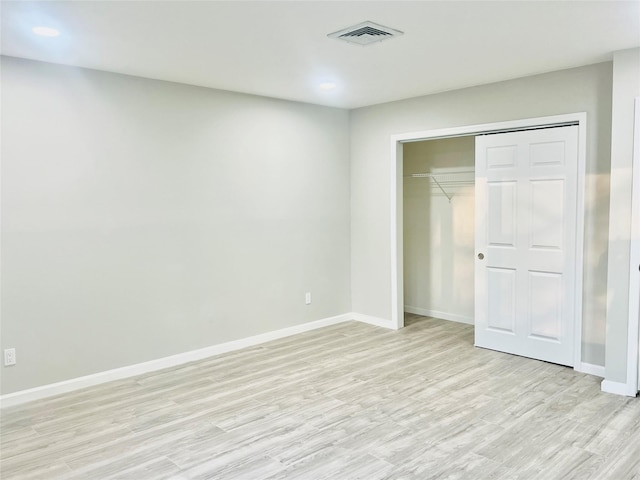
404,171 -> 475,203
404,170 -> 475,178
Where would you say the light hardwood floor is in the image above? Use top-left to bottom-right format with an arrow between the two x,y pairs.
1,314 -> 639,480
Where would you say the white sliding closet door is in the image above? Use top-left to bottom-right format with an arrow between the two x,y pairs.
475,126 -> 579,366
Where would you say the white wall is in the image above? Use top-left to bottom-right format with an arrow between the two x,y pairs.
2,55 -> 630,395
605,48 -> 640,385
351,63 -> 613,366
403,137 -> 475,323
0,56 -> 351,394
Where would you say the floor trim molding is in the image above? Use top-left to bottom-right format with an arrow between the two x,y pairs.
351,313 -> 397,330
404,306 -> 474,325
576,362 -> 605,378
0,313 -> 355,408
601,379 -> 638,397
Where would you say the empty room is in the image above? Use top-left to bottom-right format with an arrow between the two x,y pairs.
1,1 -> 639,479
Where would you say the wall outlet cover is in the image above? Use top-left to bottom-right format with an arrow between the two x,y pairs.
4,348 -> 16,366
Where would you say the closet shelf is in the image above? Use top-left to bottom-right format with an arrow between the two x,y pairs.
404,170 -> 474,202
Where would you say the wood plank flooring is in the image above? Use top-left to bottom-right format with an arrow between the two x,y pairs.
1,314 -> 639,479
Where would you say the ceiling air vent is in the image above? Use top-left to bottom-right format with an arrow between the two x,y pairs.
328,21 -> 403,46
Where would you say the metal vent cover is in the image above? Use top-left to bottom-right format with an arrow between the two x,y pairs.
328,21 -> 403,46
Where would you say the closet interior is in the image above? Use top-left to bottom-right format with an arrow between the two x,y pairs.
403,136 -> 476,325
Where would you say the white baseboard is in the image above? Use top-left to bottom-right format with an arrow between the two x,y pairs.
4,310 -> 625,406
0,313 -> 353,408
575,362 -> 605,378
351,312 -> 397,330
404,306 -> 474,325
601,379 -> 638,397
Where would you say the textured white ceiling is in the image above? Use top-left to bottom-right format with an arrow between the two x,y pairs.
2,1 -> 639,108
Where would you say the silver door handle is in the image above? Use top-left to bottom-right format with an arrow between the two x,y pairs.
478,253 -> 485,260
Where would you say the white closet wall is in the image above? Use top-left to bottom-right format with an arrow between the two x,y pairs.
403,136 -> 475,324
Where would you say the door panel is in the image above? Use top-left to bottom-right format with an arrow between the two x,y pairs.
487,145 -> 518,168
475,126 -> 578,366
530,141 -> 566,166
487,267 -> 517,333
528,271 -> 563,341
530,179 -> 564,249
487,182 -> 517,247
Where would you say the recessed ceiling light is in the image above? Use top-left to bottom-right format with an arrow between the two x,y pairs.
319,82 -> 337,91
32,26 -> 60,37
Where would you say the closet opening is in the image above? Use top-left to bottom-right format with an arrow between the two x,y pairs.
403,136 -> 476,326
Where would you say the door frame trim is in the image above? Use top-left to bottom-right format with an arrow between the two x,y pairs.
390,112 -> 587,370
626,97 -> 640,394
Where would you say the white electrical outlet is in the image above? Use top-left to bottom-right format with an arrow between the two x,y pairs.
305,292 -> 312,305
4,348 -> 16,366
